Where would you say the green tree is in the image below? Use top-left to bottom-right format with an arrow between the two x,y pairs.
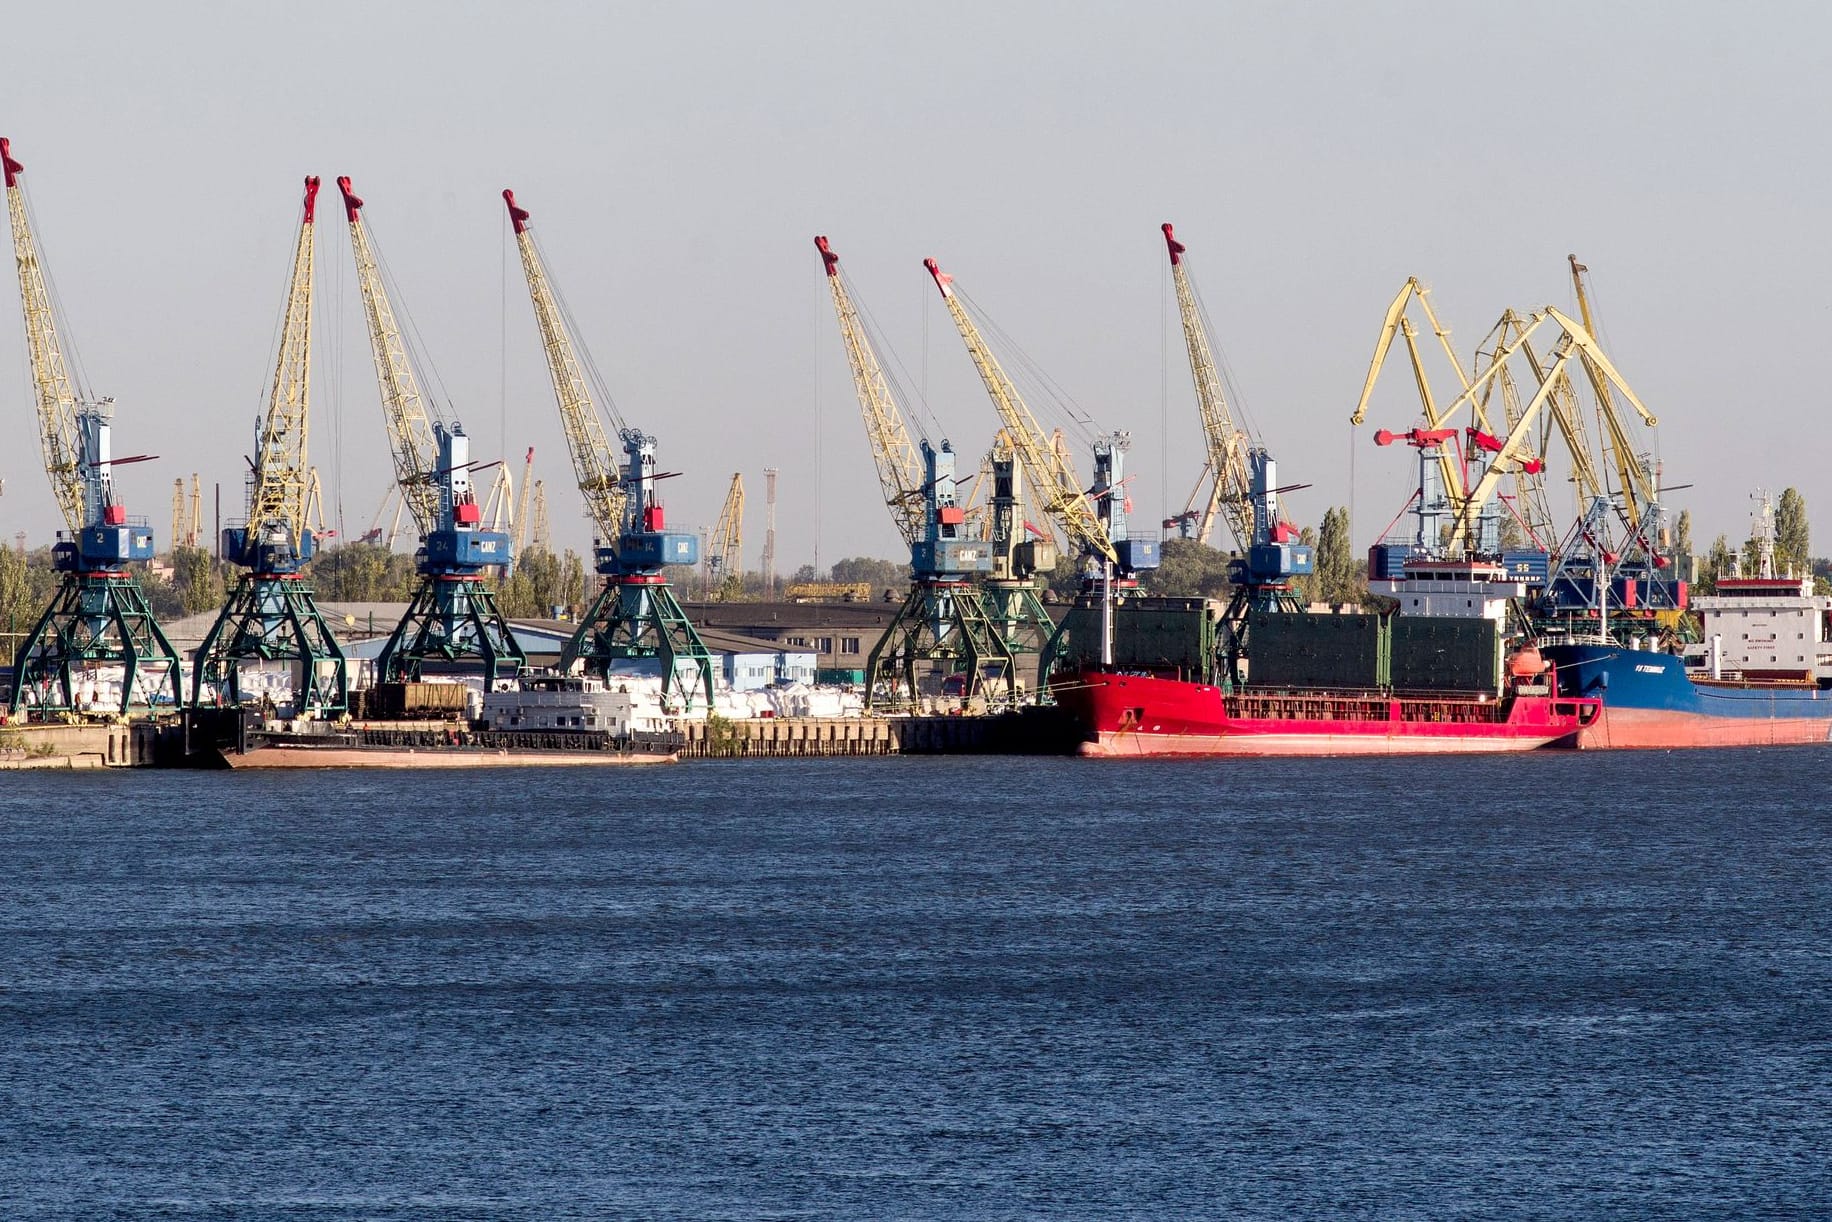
1313,507 -> 1360,606
829,556 -> 909,597
559,549 -> 589,614
1497,512 -> 1527,552
0,547 -> 54,666
1675,508 -> 1693,558
1698,533 -> 1734,594
1141,539 -> 1234,599
308,542 -> 417,602
1777,487 -> 1809,576
501,546 -> 561,618
171,545 -> 226,615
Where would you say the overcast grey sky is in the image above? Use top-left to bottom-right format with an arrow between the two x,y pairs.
3,2 -> 1827,570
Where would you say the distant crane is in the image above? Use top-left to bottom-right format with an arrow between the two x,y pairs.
529,480 -> 551,553
337,176 -> 525,685
170,472 -> 204,551
171,479 -> 187,555
191,176 -> 348,715
2,136 -> 180,717
504,187 -> 714,709
512,447 -> 538,554
706,472 -> 744,601
818,236 -> 1018,708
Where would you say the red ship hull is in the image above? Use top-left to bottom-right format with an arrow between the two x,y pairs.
1052,670 -> 1599,758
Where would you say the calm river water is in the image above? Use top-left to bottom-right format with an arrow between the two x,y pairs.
2,752 -> 1828,1218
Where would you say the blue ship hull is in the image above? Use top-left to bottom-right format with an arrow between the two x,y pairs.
1542,642 -> 1832,749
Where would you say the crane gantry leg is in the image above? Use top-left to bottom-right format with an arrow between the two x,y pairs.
9,571 -> 182,717
193,573 -> 347,714
866,578 -> 1019,712
379,574 -> 525,689
565,576 -> 715,712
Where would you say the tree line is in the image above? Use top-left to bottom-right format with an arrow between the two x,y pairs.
0,491 -> 1819,666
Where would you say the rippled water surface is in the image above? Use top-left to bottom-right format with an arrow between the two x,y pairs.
2,752 -> 1829,1218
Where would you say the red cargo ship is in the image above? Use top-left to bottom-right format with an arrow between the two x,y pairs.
1051,662 -> 1600,757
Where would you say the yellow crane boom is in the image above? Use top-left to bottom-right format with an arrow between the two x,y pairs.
815,237 -> 925,546
923,258 -> 1115,565
4,138 -> 86,532
244,176 -> 320,546
334,176 -> 440,535
512,447 -> 536,553
1569,255 -> 1659,528
1161,223 -> 1259,551
502,190 -> 626,545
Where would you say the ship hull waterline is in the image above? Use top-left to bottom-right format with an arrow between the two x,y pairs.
1054,671 -> 1598,759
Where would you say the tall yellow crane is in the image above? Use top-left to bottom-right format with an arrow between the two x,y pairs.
816,239 -> 925,544
817,237 -> 1019,708
1355,284 -> 1652,556
924,259 -> 1115,567
706,473 -> 744,601
2,136 -> 180,717
171,479 -> 187,556
1161,223 -> 1309,602
1568,255 -> 1660,529
924,256 -> 1154,683
1162,224 -> 1254,549
336,176 -> 525,685
193,175 -> 348,715
504,188 -> 714,709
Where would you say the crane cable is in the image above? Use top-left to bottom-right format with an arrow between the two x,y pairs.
523,228 -> 630,439
952,284 -> 1099,449
361,212 -> 455,428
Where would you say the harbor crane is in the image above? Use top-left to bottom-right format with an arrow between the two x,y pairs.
978,428 -> 1058,668
2,137 -> 181,717
817,236 -> 1021,708
706,472 -> 744,601
503,188 -> 714,710
192,176 -> 348,715
1161,223 -> 1311,631
1567,256 -> 1662,532
1351,281 -> 1648,558
925,256 -> 1159,679
337,176 -> 525,686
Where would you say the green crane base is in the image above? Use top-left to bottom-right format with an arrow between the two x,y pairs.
7,571 -> 182,719
564,577 -> 716,714
378,576 -> 526,687
980,579 -> 1057,693
191,573 -> 349,715
865,580 -> 1019,712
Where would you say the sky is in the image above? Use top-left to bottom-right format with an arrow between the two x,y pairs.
2,1 -> 1828,571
